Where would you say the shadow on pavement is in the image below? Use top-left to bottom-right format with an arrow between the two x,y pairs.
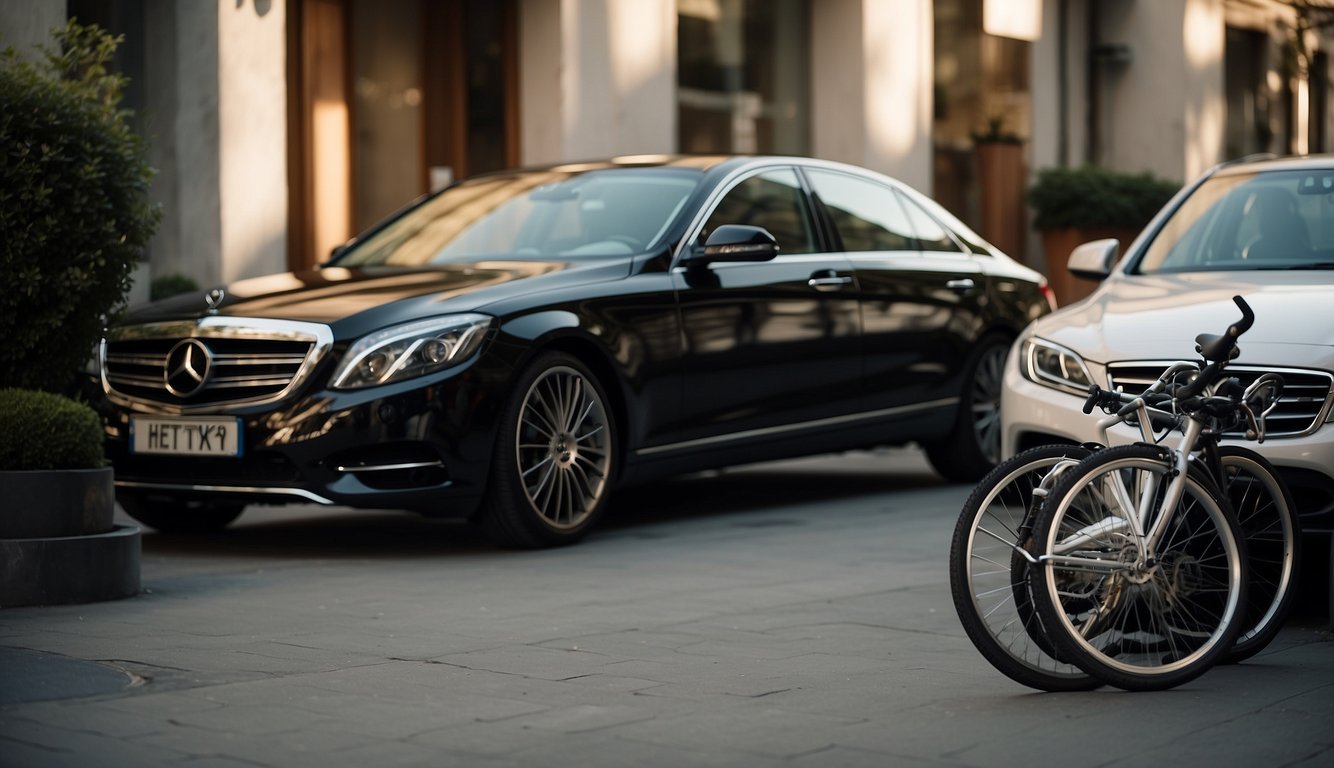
130,450 -> 948,561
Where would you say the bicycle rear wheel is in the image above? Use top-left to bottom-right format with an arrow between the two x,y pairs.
949,444 -> 1100,691
1217,446 -> 1302,663
1028,444 -> 1247,691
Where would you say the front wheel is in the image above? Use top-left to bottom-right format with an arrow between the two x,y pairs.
1028,444 -> 1247,691
926,335 -> 1010,483
478,352 -> 616,549
949,443 -> 1100,691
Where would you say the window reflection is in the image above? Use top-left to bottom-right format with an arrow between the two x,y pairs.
806,171 -> 914,252
703,169 -> 815,254
334,170 -> 703,266
677,0 -> 810,154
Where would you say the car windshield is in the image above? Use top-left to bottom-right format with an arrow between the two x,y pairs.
1135,168 -> 1334,273
333,168 -> 702,267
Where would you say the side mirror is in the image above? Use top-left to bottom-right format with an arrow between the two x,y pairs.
688,225 -> 780,265
1067,238 -> 1119,280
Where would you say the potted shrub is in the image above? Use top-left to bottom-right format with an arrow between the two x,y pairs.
1,20 -> 159,393
0,389 -> 111,538
1028,165 -> 1178,306
0,21 -> 155,606
0,389 -> 140,607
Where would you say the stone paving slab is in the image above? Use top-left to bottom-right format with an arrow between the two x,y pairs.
0,448 -> 1330,767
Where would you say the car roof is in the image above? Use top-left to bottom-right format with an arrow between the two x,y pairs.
1214,153 -> 1334,177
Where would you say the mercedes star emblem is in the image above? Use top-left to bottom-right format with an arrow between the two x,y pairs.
164,338 -> 213,397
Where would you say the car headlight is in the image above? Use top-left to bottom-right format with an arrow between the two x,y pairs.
331,314 -> 491,390
1020,337 -> 1093,396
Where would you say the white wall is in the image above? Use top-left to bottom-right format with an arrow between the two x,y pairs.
520,0 -> 676,164
217,0 -> 288,282
0,0 -> 63,53
1095,0 -> 1222,183
812,0 -> 933,194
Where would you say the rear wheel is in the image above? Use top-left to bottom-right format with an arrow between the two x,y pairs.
1028,444 -> 1247,691
1217,447 -> 1301,664
478,351 -> 616,549
926,335 -> 1010,483
118,495 -> 245,534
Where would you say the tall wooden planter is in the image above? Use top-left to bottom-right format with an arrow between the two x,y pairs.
1039,226 -> 1139,308
977,140 -> 1026,261
0,467 -> 140,607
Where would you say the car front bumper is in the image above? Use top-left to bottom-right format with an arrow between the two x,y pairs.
100,364 -> 508,519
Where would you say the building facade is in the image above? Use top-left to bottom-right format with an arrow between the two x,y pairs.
3,0 -> 1331,300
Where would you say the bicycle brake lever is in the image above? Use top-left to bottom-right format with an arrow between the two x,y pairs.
1241,401 -> 1265,443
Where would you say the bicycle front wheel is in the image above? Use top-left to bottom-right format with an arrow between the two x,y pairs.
949,443 -> 1099,691
1028,444 -> 1247,691
1217,446 -> 1302,663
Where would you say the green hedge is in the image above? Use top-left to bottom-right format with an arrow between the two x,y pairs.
1029,165 -> 1179,232
0,389 -> 105,470
0,21 -> 159,393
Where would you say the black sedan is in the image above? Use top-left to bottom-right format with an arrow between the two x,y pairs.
97,155 -> 1054,547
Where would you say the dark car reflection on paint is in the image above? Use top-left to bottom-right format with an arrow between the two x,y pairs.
95,155 -> 1054,548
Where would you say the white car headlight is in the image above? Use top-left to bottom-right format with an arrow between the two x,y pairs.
1021,337 -> 1094,396
331,314 -> 491,390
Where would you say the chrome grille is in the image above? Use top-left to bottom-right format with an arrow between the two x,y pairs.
1107,363 -> 1334,438
102,318 -> 334,413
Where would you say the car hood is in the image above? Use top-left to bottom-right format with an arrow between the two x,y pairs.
1030,271 -> 1334,365
123,259 -> 632,331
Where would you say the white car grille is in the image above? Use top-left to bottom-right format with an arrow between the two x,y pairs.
1107,363 -> 1333,438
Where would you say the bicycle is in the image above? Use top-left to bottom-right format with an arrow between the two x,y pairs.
951,296 -> 1300,691
1025,296 -> 1299,691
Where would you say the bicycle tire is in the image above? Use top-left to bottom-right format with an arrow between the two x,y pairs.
949,444 -> 1100,691
1216,446 -> 1302,663
1028,443 -> 1248,691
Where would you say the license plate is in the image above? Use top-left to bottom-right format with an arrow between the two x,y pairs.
131,416 -> 243,457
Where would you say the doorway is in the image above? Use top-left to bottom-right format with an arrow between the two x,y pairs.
288,0 -> 518,270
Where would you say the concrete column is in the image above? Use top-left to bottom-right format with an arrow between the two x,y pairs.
1096,0 -> 1222,182
217,0 -> 288,282
142,0 -> 223,292
0,0 -> 63,52
520,0 -> 676,165
812,0 -> 933,194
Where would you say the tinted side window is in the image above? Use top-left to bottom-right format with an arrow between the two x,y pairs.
806,170 -> 914,252
703,168 -> 816,255
897,191 -> 965,253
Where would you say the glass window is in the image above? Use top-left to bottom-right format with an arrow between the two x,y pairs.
677,0 -> 810,154
702,168 -> 816,255
898,192 -> 965,253
1136,170 -> 1334,274
335,168 -> 702,265
806,170 -> 913,252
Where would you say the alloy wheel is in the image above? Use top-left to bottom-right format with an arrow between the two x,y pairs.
514,365 -> 611,530
970,344 -> 1007,465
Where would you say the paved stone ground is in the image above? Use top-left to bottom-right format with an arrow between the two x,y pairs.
1,448 -> 1331,767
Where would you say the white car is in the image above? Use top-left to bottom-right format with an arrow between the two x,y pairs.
1002,155 -> 1334,535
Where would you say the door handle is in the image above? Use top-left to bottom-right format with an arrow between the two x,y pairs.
946,278 -> 976,293
808,271 -> 853,291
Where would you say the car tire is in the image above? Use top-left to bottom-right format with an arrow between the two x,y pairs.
118,495 -> 245,534
478,351 -> 617,549
926,334 -> 1010,483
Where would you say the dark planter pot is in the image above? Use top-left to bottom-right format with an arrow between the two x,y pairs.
1039,226 -> 1140,308
0,466 -> 115,539
0,466 -> 140,608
